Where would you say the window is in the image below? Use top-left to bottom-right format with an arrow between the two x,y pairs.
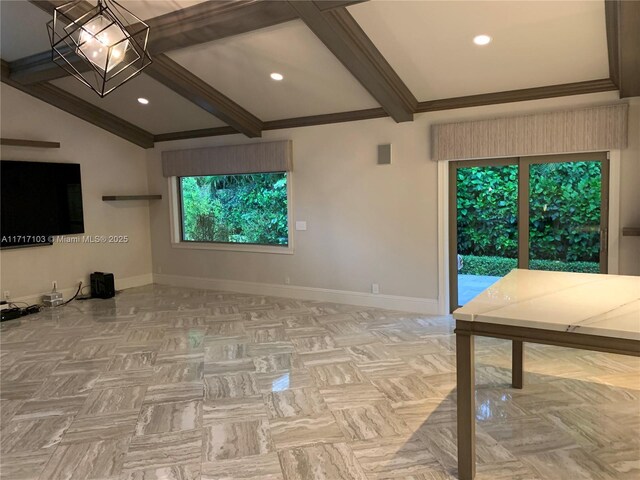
178,172 -> 289,247
448,152 -> 609,310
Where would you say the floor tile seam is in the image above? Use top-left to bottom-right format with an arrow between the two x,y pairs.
32,415 -> 89,480
517,442 -> 605,475
83,387 -> 149,406
26,360 -> 66,397
0,400 -> 25,426
0,449 -> 55,480
346,435 -> 447,480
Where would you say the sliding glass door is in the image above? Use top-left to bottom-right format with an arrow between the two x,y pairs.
449,159 -> 519,307
525,154 -> 609,275
450,152 -> 608,310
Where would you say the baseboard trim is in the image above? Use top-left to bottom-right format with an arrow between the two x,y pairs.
10,273 -> 154,307
116,273 -> 154,291
153,273 -> 439,314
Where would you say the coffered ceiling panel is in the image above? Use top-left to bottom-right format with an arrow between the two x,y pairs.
51,73 -> 226,134
114,0 -> 209,20
166,19 -> 380,121
0,0 -> 53,61
349,0 -> 609,100
1,0 -> 622,145
0,0 -> 208,62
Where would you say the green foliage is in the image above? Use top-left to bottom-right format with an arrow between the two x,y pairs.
459,255 -> 600,277
457,165 -> 518,258
456,162 -> 602,263
528,162 -> 601,261
459,255 -> 517,277
180,173 -> 288,245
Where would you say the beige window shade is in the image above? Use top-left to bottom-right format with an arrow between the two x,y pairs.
431,104 -> 628,161
162,140 -> 293,177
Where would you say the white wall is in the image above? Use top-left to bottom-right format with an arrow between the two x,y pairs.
146,90 -> 639,313
619,97 -> 640,276
148,113 -> 440,311
0,85 -> 636,311
0,85 -> 153,303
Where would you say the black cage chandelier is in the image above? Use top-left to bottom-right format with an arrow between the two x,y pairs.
48,0 -> 152,97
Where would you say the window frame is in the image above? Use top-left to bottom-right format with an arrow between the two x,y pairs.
168,173 -> 294,255
447,151 -> 609,311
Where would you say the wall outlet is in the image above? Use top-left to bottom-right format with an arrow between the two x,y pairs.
77,279 -> 84,287
3,291 -> 10,301
371,283 -> 380,294
52,281 -> 58,292
285,276 -> 291,285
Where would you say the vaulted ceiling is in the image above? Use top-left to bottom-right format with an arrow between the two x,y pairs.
1,0 -> 638,148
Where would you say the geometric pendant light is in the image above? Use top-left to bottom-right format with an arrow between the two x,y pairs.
48,0 -> 152,97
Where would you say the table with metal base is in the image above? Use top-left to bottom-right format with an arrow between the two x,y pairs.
452,270 -> 640,480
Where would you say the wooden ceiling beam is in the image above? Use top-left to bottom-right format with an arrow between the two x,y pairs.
147,54 -> 263,138
288,1 -> 416,123
14,0 -> 366,84
153,78 -> 617,143
1,60 -> 154,148
415,78 -> 618,112
29,0 -> 92,15
263,107 -> 387,130
605,0 -> 640,98
154,107 -> 389,142
11,1 -> 95,83
9,48 -> 85,85
604,0 -> 620,89
24,0 -> 264,138
145,0 -> 366,55
154,126 -> 239,143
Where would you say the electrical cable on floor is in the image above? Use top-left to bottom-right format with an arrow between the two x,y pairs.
75,285 -> 93,301
1,301 -> 43,320
2,281 -> 88,321
8,302 -> 30,308
56,282 -> 82,307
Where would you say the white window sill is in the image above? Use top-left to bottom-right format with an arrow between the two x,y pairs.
171,241 -> 294,255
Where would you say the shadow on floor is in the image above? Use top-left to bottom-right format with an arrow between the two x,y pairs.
394,365 -> 640,479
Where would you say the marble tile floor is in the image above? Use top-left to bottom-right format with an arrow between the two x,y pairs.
1,284 -> 639,480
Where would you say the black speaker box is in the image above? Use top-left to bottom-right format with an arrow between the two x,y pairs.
91,272 -> 115,299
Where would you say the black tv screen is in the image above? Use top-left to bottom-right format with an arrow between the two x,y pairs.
1,160 -> 84,248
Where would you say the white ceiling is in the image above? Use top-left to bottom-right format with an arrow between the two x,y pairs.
349,0 -> 609,99
51,73 -> 226,134
1,0 -> 613,136
167,19 -> 380,121
0,0 -> 208,62
112,0 -> 209,20
0,0 -> 53,61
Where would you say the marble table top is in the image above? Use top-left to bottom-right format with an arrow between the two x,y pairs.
453,269 -> 640,341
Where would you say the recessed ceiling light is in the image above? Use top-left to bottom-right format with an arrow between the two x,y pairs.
137,97 -> 149,105
270,72 -> 284,81
473,34 -> 492,46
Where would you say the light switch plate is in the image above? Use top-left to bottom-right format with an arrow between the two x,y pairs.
295,221 -> 307,231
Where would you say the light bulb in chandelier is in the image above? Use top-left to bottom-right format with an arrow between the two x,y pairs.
77,15 -> 129,73
48,0 -> 152,97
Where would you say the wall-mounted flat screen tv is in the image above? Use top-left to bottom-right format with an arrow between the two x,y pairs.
1,160 -> 84,249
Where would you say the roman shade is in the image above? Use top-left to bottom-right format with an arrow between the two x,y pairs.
431,103 -> 628,161
162,140 -> 293,177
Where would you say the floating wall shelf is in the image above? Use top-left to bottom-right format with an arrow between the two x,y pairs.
102,195 -> 162,201
1,138 -> 60,148
622,227 -> 640,237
